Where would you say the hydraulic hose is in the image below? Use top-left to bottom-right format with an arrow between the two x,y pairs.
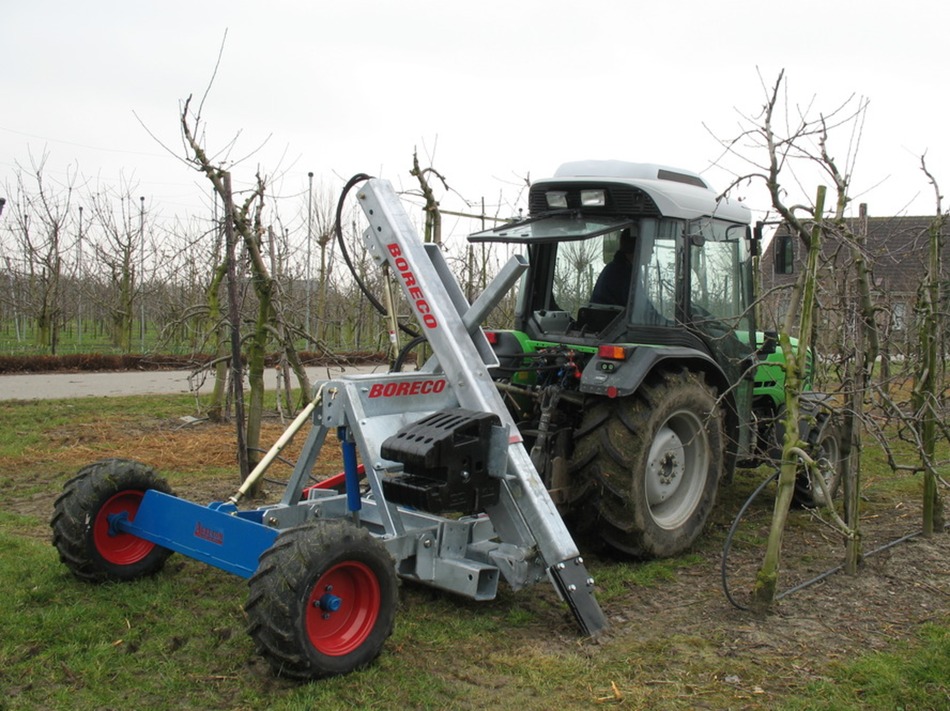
334,174 -> 420,340
721,468 -> 950,610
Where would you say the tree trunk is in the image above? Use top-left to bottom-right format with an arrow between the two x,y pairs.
205,260 -> 229,422
752,185 -> 826,610
245,296 -> 268,474
223,172 -> 250,484
841,203 -> 876,572
918,200 -> 945,536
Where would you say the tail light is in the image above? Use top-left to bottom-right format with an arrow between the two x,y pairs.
597,344 -> 632,361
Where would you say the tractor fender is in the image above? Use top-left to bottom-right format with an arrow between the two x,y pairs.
579,345 -> 730,401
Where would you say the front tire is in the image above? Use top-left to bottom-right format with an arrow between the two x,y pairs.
793,413 -> 843,508
572,370 -> 724,558
50,458 -> 174,582
245,520 -> 398,679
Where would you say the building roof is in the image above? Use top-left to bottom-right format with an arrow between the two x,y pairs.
762,213 -> 949,296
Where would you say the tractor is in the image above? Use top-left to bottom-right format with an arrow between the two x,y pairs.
468,160 -> 842,558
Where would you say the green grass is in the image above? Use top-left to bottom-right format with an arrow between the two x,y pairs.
779,624 -> 950,711
0,321 -> 190,356
0,394 -> 947,710
0,395 -> 191,462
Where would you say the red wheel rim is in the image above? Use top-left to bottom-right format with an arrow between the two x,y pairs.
305,561 -> 381,657
92,491 -> 156,565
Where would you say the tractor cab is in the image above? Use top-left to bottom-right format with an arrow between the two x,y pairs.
470,161 -> 758,382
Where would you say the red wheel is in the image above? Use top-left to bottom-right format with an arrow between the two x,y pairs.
51,459 -> 174,582
91,490 -> 158,566
305,561 -> 381,656
246,521 -> 397,679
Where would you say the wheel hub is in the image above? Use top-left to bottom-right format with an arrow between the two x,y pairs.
305,561 -> 381,657
646,425 -> 685,504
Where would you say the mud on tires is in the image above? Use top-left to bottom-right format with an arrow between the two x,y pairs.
245,520 -> 398,680
50,458 -> 174,582
571,369 -> 724,558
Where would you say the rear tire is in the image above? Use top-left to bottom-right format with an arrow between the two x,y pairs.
50,458 -> 174,582
572,370 -> 724,558
246,520 -> 397,679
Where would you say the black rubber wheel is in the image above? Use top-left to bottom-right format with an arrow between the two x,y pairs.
245,520 -> 398,679
572,369 -> 724,558
50,458 -> 174,582
793,413 -> 843,508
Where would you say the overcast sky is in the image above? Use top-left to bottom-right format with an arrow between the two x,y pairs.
2,0 -> 947,241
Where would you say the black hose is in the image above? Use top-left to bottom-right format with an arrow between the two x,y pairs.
392,335 -> 427,372
334,174 -> 420,339
774,528 -> 941,600
720,469 -> 779,611
721,470 -> 950,610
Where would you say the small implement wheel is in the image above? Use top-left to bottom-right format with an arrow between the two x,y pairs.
793,413 -> 843,508
246,520 -> 397,679
50,458 -> 174,582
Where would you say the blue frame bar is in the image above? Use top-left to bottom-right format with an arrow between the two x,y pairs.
339,427 -> 362,514
115,490 -> 279,578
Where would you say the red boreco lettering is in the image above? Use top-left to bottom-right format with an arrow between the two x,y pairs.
387,243 -> 438,329
368,379 -> 447,398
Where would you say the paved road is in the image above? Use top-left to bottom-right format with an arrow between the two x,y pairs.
0,364 -> 390,401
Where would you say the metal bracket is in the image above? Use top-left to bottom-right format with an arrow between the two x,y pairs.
548,556 -> 608,639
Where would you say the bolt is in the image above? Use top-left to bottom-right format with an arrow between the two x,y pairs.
322,613 -> 331,620
267,516 -> 278,526
568,584 -> 577,593
576,557 -> 584,565
325,585 -> 333,592
423,539 -> 433,548
556,563 -> 565,571
587,577 -> 595,587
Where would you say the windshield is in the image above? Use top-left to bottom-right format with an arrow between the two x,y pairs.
534,218 -> 684,333
552,237 -> 610,316
687,219 -> 753,336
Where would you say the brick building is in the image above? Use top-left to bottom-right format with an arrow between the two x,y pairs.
759,211 -> 948,358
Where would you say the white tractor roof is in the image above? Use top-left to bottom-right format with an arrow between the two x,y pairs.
547,160 -> 750,224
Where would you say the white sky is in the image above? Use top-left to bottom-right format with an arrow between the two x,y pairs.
2,0 -> 947,241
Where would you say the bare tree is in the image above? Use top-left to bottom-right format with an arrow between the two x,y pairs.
714,70 -> 870,607
86,186 -> 144,352
410,149 -> 448,246
4,156 -> 77,353
906,159 -> 946,536
179,95 -> 312,488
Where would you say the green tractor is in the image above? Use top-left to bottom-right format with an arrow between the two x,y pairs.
470,160 -> 841,558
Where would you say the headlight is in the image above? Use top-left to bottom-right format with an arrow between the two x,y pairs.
580,189 -> 605,207
546,191 -> 568,208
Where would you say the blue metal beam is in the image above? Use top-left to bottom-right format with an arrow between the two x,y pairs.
114,490 -> 278,578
